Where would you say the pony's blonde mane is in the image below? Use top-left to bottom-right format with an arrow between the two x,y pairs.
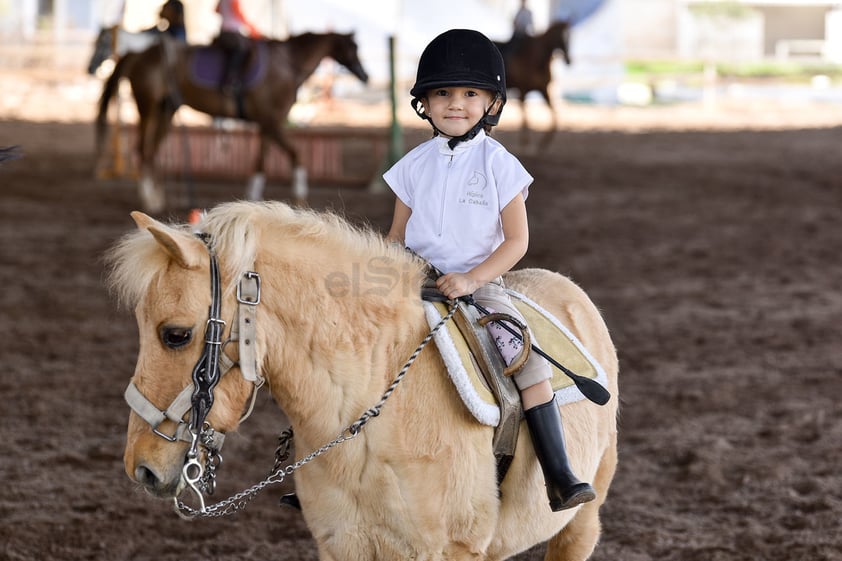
106,201 -> 421,308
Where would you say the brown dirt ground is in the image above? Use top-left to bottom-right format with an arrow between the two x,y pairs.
1,69 -> 842,561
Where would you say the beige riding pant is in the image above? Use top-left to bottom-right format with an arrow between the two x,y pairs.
473,278 -> 552,390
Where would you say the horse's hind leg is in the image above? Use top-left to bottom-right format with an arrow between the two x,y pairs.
544,436 -> 617,561
517,93 -> 531,149
245,137 -> 268,201
538,88 -> 558,152
257,125 -> 307,206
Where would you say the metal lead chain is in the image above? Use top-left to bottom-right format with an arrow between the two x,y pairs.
174,300 -> 459,518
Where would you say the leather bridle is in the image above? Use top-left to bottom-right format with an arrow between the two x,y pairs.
124,234 -> 263,510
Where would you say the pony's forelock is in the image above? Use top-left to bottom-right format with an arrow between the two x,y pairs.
105,228 -> 170,310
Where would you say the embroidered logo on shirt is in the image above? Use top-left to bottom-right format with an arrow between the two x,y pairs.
458,171 -> 489,207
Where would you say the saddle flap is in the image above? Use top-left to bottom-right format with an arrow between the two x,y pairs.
450,302 -> 522,462
424,291 -> 607,423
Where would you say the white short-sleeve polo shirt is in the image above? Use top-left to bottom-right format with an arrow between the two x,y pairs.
384,131 -> 533,273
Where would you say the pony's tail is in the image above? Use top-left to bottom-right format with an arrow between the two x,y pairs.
96,53 -> 136,156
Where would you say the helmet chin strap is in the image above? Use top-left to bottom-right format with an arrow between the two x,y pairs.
445,119 -> 485,150
412,94 -> 502,150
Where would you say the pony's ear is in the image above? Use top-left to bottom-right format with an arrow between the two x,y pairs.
130,211 -> 204,269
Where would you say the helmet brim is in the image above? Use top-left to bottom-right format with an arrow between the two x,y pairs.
410,77 -> 507,102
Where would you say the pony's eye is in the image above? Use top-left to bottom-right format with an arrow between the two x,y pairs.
160,327 -> 193,349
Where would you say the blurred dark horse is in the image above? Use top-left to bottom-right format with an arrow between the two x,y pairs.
494,21 -> 571,143
96,32 -> 368,212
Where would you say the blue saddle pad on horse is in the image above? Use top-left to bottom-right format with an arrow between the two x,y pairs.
189,42 -> 268,90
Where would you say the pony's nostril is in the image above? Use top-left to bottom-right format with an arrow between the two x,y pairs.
134,464 -> 160,489
132,461 -> 182,497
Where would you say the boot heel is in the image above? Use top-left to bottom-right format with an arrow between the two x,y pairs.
549,482 -> 596,511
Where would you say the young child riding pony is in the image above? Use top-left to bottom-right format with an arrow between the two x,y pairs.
384,28 -> 595,512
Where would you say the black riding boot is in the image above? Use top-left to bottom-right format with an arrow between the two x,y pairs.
525,396 -> 596,511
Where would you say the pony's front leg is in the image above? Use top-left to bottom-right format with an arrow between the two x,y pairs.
538,87 -> 558,153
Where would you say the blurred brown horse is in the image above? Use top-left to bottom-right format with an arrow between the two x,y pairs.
96,32 -> 368,213
495,21 -> 571,144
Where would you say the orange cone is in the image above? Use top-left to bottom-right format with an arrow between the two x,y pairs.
188,208 -> 203,225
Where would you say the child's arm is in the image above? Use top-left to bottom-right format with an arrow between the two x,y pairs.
386,198 -> 412,245
437,194 -> 529,299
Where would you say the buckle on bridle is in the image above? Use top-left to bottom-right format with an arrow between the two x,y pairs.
204,317 -> 226,344
236,271 -> 261,305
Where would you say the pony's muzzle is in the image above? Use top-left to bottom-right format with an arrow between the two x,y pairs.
133,461 -> 183,498
127,437 -> 189,498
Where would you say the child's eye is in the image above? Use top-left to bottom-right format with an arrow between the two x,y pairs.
465,90 -> 479,97
434,89 -> 449,97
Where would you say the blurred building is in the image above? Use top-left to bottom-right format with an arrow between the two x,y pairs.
4,0 -> 840,64
623,0 -> 842,63
4,0 -> 836,109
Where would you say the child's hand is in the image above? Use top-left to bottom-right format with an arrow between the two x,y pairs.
436,272 -> 481,299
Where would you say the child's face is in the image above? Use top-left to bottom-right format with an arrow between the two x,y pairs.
421,87 -> 501,138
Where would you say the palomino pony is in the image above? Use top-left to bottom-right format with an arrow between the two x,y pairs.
495,21 -> 572,144
96,33 -> 369,213
106,201 -> 618,561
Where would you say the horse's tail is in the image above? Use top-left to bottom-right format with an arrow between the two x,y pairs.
96,53 -> 136,156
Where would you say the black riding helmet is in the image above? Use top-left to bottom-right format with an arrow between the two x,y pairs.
411,29 -> 507,146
